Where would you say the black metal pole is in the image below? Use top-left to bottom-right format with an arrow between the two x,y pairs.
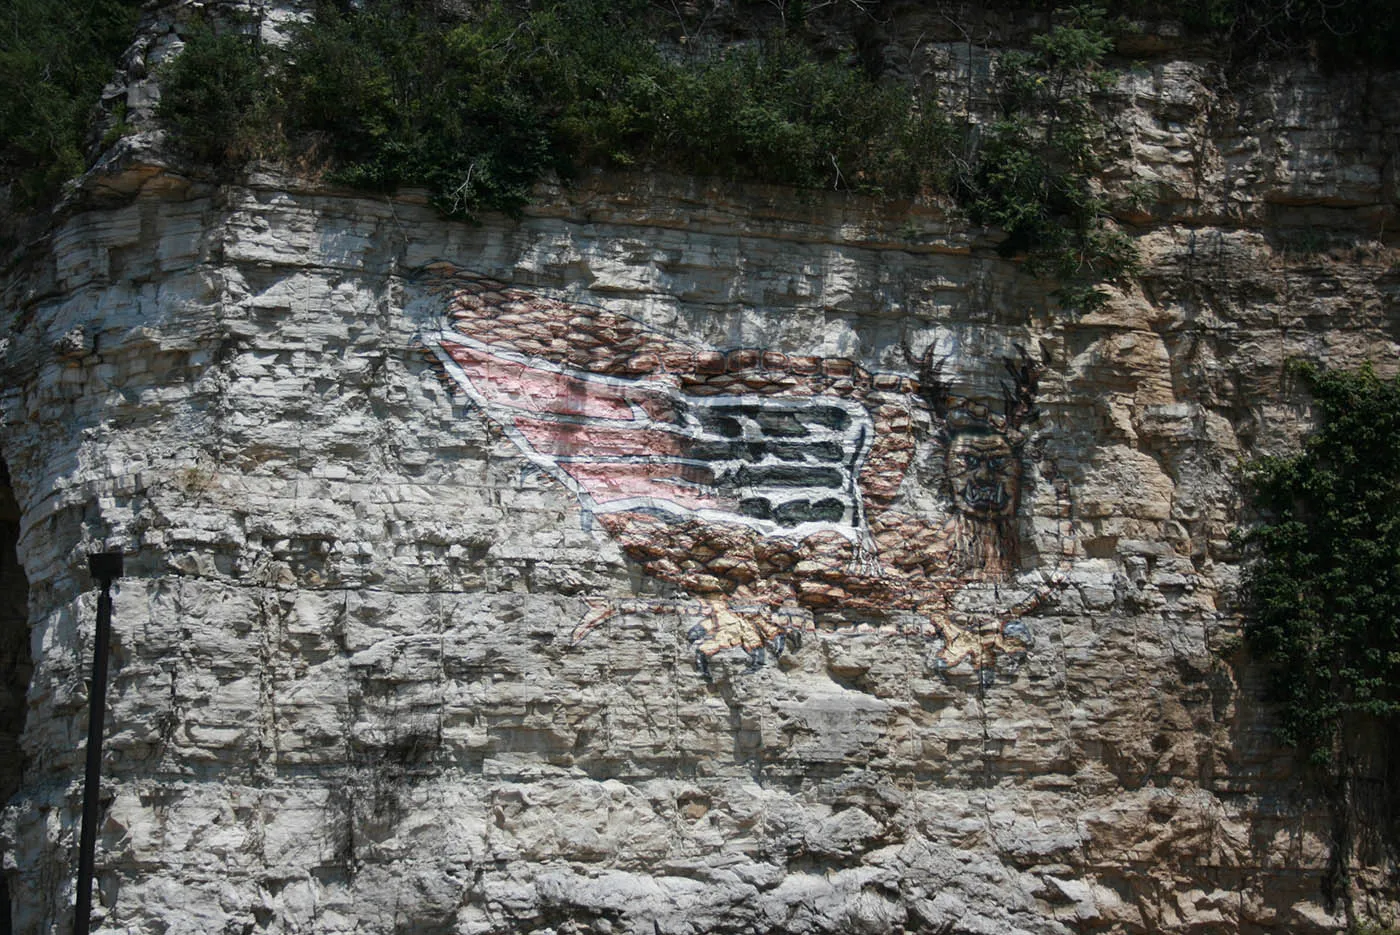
76,552 -> 121,935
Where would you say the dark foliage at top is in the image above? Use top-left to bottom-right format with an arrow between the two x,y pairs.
0,0 -> 141,210
7,0 -> 1398,284
1242,363 -> 1400,763
1100,0 -> 1400,67
159,0 -> 958,216
156,0 -> 1134,304
1239,361 -> 1400,918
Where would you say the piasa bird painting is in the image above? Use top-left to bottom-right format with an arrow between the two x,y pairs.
418,263 -> 1077,682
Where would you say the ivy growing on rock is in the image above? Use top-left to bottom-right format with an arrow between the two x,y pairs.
1240,361 -> 1400,918
1242,363 -> 1400,760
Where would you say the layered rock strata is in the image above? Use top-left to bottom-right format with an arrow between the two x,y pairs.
0,8 -> 1398,933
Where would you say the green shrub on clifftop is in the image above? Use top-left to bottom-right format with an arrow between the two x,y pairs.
965,5 -> 1137,306
159,0 -> 961,219
0,0 -> 141,209
158,23 -> 275,167
155,0 -> 1121,301
279,0 -> 559,217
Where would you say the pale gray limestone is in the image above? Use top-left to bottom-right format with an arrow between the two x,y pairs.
1,5 -> 1399,933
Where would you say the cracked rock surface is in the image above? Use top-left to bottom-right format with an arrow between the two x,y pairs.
2,9 -> 1400,931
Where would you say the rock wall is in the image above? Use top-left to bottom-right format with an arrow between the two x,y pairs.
0,459 -> 29,934
2,9 -> 1399,934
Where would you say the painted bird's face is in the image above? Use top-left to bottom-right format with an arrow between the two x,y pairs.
947,431 -> 1021,518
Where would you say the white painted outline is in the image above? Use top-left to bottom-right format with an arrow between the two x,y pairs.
429,329 -> 876,542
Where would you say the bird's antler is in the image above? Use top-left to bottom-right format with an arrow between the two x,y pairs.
906,341 -> 953,418
1000,344 -> 1044,431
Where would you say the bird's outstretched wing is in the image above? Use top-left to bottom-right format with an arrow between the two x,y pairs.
431,330 -> 875,542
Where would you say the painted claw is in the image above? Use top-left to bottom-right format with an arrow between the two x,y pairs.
686,600 -> 807,676
927,614 -> 1033,679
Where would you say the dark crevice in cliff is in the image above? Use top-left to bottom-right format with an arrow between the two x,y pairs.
0,457 -> 30,935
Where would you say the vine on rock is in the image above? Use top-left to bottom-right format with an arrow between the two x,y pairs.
1240,362 -> 1400,924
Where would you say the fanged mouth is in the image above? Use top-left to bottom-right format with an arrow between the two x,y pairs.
960,483 -> 1010,511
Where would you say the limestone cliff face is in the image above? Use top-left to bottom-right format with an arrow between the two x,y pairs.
1,6 -> 1398,934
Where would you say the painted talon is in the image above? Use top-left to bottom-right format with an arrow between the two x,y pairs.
684,601 -> 806,675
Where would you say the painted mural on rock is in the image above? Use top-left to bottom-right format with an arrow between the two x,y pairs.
418,263 -> 1077,681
